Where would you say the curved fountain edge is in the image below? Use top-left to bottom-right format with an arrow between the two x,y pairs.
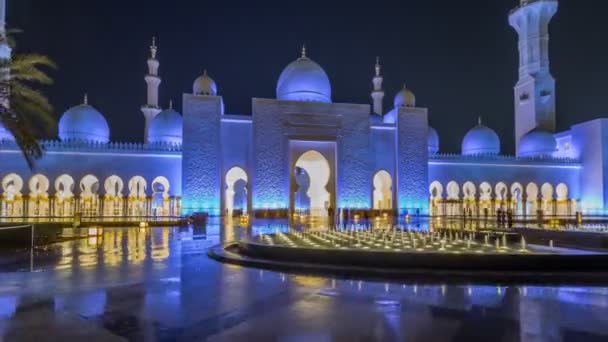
207,241 -> 608,285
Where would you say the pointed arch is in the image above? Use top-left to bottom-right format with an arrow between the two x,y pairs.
104,175 -> 124,198
152,176 -> 171,216
556,183 -> 568,200
28,174 -> 50,217
293,150 -> 331,217
541,182 -> 554,216
373,170 -> 392,210
2,173 -> 23,199
556,183 -> 570,216
526,182 -> 539,217
495,182 -> 508,201
1,173 -> 24,217
541,183 -> 554,201
225,167 -> 248,216
526,182 -> 539,202
79,174 -> 100,216
55,174 -> 75,199
54,174 -> 75,217
462,182 -> 477,200
446,181 -> 460,200
152,176 -> 170,196
128,176 -> 147,217
29,174 -> 50,198
128,176 -> 147,198
479,182 -> 492,201
429,181 -> 444,200
429,181 -> 444,216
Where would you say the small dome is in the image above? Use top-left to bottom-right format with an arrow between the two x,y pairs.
58,97 -> 110,143
148,108 -> 183,145
276,47 -> 331,103
428,126 -> 439,154
394,85 -> 416,108
193,70 -> 217,96
518,128 -> 556,158
461,120 -> 500,156
0,123 -> 15,142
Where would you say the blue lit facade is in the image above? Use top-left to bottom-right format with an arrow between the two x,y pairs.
1,0 -> 607,220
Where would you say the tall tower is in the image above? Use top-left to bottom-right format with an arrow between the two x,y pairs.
0,0 -> 6,38
141,37 -> 162,143
371,57 -> 384,115
0,0 -> 12,107
509,0 -> 558,153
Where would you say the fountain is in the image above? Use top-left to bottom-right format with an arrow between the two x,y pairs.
519,236 -> 527,252
439,240 -> 446,251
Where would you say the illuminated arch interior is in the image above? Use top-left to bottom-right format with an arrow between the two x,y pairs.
80,175 -> 100,199
2,173 -> 23,200
294,150 -> 330,216
104,175 -> 124,197
446,181 -> 460,200
55,174 -> 75,200
225,167 -> 248,215
373,170 -> 392,210
128,176 -> 147,199
29,174 -> 50,198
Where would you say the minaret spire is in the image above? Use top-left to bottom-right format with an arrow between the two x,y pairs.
83,93 -> 88,105
301,44 -> 306,58
0,0 -> 11,112
141,36 -> 162,143
371,56 -> 385,116
150,36 -> 157,59
0,0 -> 6,37
509,0 -> 558,154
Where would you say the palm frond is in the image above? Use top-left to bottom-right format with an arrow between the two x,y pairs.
10,95 -> 55,132
10,81 -> 54,114
0,107 -> 43,169
0,34 -> 57,170
9,54 -> 56,84
11,54 -> 57,70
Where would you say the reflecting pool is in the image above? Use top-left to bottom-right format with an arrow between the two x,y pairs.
0,218 -> 607,341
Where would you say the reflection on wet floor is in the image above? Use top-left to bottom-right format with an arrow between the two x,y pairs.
0,218 -> 607,341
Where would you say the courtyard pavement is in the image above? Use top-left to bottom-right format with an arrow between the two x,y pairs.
0,223 -> 607,341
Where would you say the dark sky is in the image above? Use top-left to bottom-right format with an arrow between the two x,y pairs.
8,0 -> 608,154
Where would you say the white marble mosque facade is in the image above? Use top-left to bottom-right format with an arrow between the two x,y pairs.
0,0 -> 606,221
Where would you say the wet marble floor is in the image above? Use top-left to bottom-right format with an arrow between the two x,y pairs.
0,222 -> 608,341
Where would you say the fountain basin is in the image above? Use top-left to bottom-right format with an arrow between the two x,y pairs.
209,232 -> 608,284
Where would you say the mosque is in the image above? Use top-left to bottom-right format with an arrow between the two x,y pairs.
0,0 -> 605,221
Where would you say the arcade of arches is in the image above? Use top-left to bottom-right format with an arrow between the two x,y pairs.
429,180 -> 575,218
0,173 -> 180,220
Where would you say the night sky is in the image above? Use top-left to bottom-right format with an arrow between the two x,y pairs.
8,0 -> 608,154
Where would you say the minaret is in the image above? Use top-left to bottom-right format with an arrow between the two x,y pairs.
371,57 -> 384,115
0,0 -> 12,108
141,37 -> 162,143
509,0 -> 558,154
0,0 -> 6,38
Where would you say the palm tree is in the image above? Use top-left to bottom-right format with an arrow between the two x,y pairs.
0,30 -> 56,169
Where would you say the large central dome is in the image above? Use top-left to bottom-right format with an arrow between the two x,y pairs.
276,48 -> 331,103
